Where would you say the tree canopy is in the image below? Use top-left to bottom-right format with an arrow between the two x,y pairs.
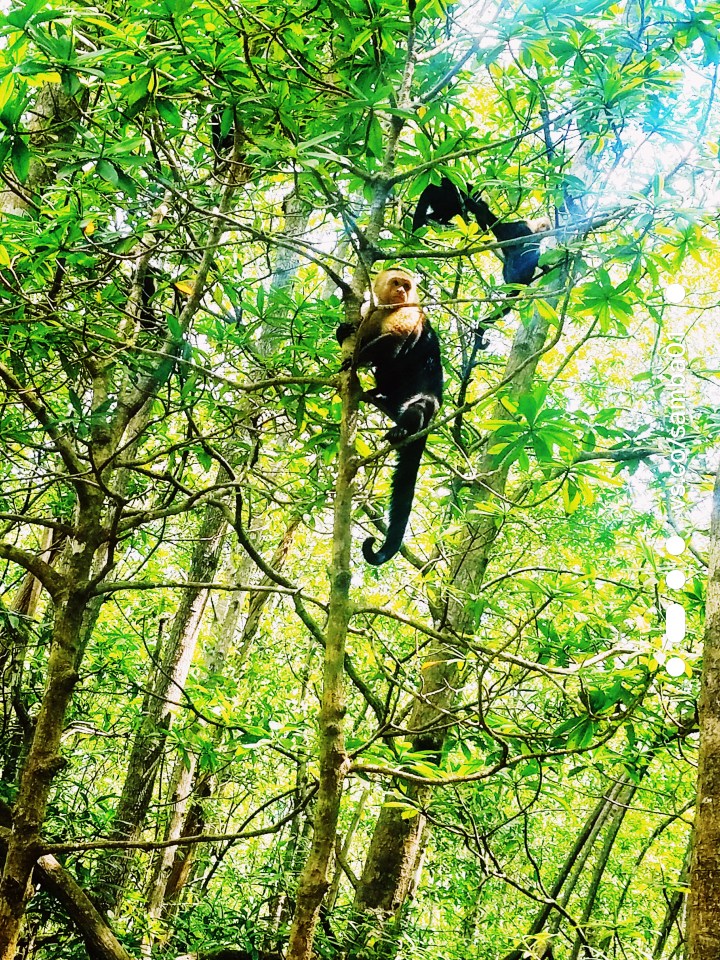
0,0 -> 719,959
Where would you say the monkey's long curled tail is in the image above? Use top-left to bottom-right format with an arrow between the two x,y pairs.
362,436 -> 427,566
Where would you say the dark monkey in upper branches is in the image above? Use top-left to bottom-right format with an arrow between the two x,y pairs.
337,269 -> 443,566
411,177 -> 484,232
412,177 -> 551,287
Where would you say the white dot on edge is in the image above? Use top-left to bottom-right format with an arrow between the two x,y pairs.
666,570 -> 686,590
664,283 -> 686,304
665,535 -> 686,556
666,656 -> 686,678
665,603 -> 686,643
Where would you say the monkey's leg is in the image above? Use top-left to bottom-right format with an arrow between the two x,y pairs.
385,395 -> 438,444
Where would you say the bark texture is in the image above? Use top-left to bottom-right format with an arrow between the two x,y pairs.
36,855 -> 134,960
284,359 -> 358,960
686,464 -> 720,960
0,82 -> 86,215
0,494 -> 104,958
0,118 -> 245,955
0,801 -> 131,960
285,27 -> 415,956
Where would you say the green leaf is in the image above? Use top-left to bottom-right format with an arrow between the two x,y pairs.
123,71 -> 151,106
7,0 -> 45,28
114,168 -> 137,198
11,138 -> 30,181
96,158 -> 118,186
367,114 -> 383,159
167,312 -> 183,340
156,98 -> 182,127
0,74 -> 15,112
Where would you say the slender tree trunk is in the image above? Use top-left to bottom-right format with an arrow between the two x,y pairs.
0,802 -> 129,960
0,115 -> 245,956
94,505 -> 227,911
550,783 -> 623,922
141,759 -> 198,957
653,840 -> 691,960
568,781 -> 637,960
151,522 -> 301,934
283,26 -> 417,946
0,494 -> 104,959
161,772 -> 213,913
0,527 -> 60,784
326,788 -> 368,912
36,855 -> 134,960
686,464 -> 720,960
259,187 -> 310,358
266,649 -> 314,938
142,543 -> 266,948
0,82 -> 87,215
285,312 -> 359,960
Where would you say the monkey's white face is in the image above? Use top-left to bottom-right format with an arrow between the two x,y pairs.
528,216 -> 552,234
375,270 -> 417,305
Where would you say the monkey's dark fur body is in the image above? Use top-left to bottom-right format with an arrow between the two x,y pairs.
411,178 -> 478,231
412,178 -> 550,287
470,195 -> 549,286
337,270 -> 442,566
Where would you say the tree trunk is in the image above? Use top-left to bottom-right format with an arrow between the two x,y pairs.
36,855 -> 134,960
93,505 -> 227,911
1,529 -> 54,784
0,803 -> 132,960
568,781 -> 637,960
653,840 -> 691,959
259,187 -> 310,357
265,650 -> 314,938
0,495 -> 104,959
142,544 -> 260,947
0,82 -> 86,215
686,463 -> 720,960
155,522 -> 301,932
0,111 -> 245,955
326,788 -> 368,912
284,331 -> 359,960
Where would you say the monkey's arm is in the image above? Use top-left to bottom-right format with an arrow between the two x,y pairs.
360,388 -> 395,419
336,322 -> 356,345
465,193 -> 496,231
412,191 -> 437,232
412,180 -> 465,232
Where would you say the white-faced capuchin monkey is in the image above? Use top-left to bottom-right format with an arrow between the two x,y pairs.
412,180 -> 551,348
412,179 -> 551,288
337,269 -> 443,566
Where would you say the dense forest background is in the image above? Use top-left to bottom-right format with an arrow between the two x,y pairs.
1,0 -> 719,959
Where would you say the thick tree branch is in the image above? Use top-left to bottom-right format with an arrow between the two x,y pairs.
0,542 -> 64,599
